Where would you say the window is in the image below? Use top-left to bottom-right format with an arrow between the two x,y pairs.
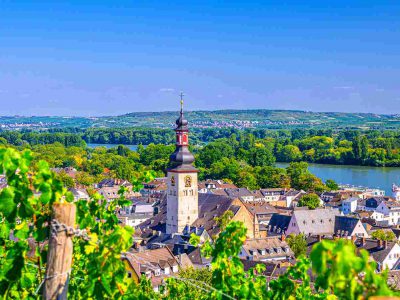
127,272 -> 132,278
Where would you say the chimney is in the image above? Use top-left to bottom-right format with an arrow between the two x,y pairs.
378,240 -> 383,249
384,240 -> 388,249
281,234 -> 286,241
351,235 -> 357,243
317,235 -> 322,242
361,237 -> 366,246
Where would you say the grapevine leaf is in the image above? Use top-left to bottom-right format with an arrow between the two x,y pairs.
0,187 -> 16,217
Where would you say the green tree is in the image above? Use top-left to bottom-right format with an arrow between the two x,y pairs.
277,144 -> 302,162
286,234 -> 307,257
298,193 -> 321,209
247,144 -> 275,167
371,229 -> 396,241
325,179 -> 339,190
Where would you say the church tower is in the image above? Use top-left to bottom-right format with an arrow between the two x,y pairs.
166,94 -> 198,234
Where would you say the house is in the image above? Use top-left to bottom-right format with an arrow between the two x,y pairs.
240,260 -> 292,279
198,179 -> 237,194
285,209 -> 340,236
393,184 -> 400,201
259,188 -> 287,202
342,197 -> 359,215
376,201 -> 400,226
281,190 -> 306,208
320,192 -> 341,203
182,225 -> 211,243
96,178 -> 139,200
334,216 -> 368,237
69,188 -> 90,201
355,238 -> 400,271
224,188 -> 254,202
118,199 -> 154,227
123,247 -> 181,291
241,200 -> 278,225
239,237 -> 294,262
359,188 -> 386,199
140,178 -> 167,197
51,167 -> 78,179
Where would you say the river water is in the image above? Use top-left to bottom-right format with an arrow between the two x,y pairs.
276,162 -> 400,196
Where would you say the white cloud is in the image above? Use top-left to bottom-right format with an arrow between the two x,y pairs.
159,88 -> 175,93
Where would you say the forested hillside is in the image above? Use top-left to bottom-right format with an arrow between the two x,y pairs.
1,128 -> 400,167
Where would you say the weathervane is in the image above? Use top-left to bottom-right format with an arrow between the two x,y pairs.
179,91 -> 184,111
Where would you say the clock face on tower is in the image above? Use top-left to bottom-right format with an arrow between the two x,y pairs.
184,175 -> 192,187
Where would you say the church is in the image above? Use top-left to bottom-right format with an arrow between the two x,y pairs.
137,99 -> 257,252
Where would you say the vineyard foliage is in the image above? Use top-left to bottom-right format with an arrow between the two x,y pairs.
0,147 -> 398,299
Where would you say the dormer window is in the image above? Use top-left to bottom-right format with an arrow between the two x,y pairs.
155,269 -> 161,276
259,249 -> 266,255
172,265 -> 178,273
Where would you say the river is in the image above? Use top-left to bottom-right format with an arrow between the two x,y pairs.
276,162 -> 400,196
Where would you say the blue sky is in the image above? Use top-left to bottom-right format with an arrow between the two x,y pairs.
0,1 -> 399,116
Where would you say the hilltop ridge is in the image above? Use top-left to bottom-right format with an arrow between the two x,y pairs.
0,109 -> 399,130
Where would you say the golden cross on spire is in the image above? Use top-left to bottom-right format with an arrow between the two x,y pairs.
179,91 -> 184,110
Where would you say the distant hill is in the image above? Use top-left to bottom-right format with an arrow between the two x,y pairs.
1,109 -> 400,131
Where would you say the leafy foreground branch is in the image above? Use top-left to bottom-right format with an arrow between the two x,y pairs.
0,148 -> 398,299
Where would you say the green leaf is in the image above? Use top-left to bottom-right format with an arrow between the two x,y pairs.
14,221 -> 29,240
0,187 -> 16,217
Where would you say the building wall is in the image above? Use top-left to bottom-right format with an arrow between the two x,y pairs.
166,171 -> 198,234
351,221 -> 369,237
285,215 -> 300,236
382,243 -> 400,270
232,198 -> 257,238
124,260 -> 140,284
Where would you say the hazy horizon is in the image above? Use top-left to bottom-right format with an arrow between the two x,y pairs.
1,1 -> 399,116
0,107 -> 398,118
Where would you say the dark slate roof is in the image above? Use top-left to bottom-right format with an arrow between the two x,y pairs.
186,247 -> 212,266
241,260 -> 280,277
355,238 -> 397,264
334,216 -> 361,236
224,188 -> 253,198
243,201 -> 278,217
268,214 -> 291,234
365,197 -> 385,208
392,228 -> 400,239
192,194 -> 239,237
